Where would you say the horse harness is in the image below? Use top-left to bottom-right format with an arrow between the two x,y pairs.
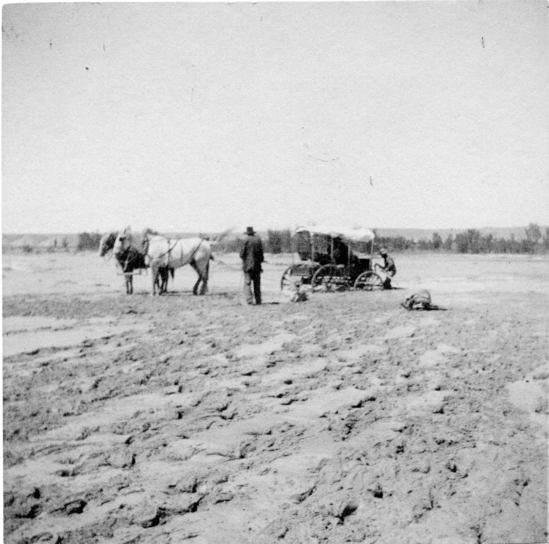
150,238 -> 205,268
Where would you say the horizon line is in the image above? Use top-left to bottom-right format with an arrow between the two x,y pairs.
2,224 -> 545,237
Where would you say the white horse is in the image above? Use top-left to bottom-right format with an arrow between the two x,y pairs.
145,235 -> 212,296
114,227 -> 230,296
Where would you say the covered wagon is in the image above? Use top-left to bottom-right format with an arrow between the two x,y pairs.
280,225 -> 385,293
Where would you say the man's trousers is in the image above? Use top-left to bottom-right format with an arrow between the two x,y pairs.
244,270 -> 262,305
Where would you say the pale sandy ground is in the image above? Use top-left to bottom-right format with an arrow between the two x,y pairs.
3,251 -> 548,544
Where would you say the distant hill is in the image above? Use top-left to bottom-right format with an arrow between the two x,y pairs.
375,226 -> 539,241
2,233 -> 79,249
2,231 -> 227,248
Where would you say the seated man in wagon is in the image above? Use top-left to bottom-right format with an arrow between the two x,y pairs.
334,238 -> 363,279
333,237 -> 349,266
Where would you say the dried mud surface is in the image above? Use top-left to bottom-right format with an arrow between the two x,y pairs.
3,252 -> 548,544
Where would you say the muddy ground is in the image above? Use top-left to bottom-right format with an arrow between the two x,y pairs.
3,251 -> 548,544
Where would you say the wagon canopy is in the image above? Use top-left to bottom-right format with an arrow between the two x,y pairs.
293,225 -> 375,243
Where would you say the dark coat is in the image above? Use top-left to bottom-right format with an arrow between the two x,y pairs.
240,235 -> 264,273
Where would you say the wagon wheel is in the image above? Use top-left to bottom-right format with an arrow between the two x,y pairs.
280,267 -> 302,292
312,264 -> 346,292
354,271 -> 384,291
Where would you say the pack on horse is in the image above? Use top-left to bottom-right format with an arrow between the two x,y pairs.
100,230 -> 173,295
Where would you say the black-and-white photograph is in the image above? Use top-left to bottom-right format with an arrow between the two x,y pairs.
2,1 -> 548,543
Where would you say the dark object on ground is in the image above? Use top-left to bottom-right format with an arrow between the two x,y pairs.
401,289 -> 446,311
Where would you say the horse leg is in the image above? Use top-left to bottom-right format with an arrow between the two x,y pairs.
151,263 -> 159,295
124,273 -> 132,295
158,270 -> 164,294
156,274 -> 162,293
199,260 -> 209,295
158,269 -> 164,294
190,262 -> 201,295
192,273 -> 201,295
191,258 -> 209,296
160,268 -> 173,294
161,268 -> 169,294
155,269 -> 163,294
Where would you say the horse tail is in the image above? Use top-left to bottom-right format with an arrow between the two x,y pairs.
170,268 -> 175,279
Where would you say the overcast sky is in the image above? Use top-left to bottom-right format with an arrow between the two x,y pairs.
2,1 -> 547,234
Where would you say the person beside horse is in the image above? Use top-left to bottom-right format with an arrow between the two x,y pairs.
99,231 -> 173,295
112,226 -> 234,296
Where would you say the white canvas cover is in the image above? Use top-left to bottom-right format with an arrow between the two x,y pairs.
294,225 -> 375,243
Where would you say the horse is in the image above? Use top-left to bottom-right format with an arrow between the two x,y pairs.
145,235 -> 213,295
114,227 -> 237,296
100,230 -> 173,295
114,227 -> 233,296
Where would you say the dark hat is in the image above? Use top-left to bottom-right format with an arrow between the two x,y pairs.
244,227 -> 256,235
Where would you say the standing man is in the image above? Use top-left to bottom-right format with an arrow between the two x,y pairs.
240,226 -> 264,305
378,247 -> 396,289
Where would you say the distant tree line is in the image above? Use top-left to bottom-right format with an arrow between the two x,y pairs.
374,223 -> 548,254
77,232 -> 102,252
77,229 -> 295,254
75,224 -> 548,255
215,229 -> 294,254
257,223 -> 548,255
266,230 -> 293,254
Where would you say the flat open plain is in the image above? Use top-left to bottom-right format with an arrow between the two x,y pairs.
3,251 -> 548,544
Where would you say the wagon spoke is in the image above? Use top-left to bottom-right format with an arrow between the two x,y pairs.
312,265 -> 347,292
354,271 -> 384,291
281,266 -> 302,292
